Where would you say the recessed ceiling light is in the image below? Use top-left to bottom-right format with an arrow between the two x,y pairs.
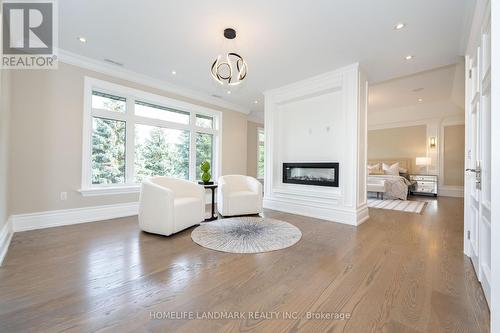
254,100 -> 258,104
405,55 -> 414,60
171,70 -> 176,75
78,37 -> 87,43
394,23 -> 406,30
227,90 -> 231,94
418,98 -> 423,102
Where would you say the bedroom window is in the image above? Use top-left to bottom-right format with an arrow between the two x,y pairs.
81,77 -> 221,196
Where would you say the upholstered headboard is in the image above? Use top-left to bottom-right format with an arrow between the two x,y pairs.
368,158 -> 413,173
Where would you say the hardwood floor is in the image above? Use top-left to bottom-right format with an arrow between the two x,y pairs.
0,197 -> 490,332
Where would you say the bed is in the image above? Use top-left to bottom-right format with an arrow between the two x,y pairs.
367,159 -> 413,200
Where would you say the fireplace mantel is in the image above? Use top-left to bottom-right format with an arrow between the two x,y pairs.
263,63 -> 369,226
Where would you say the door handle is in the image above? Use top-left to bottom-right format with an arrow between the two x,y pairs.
466,164 -> 481,190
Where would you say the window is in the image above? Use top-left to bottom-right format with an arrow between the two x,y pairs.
135,125 -> 190,182
91,117 -> 126,184
81,78 -> 221,194
257,128 -> 265,179
195,114 -> 214,129
196,132 -> 213,180
135,100 -> 190,124
91,91 -> 126,113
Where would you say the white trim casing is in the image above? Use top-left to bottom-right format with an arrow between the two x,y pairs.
81,77 -> 222,195
439,119 -> 466,197
79,185 -> 140,197
490,0 -> 499,331
0,218 -> 13,266
1,197 -> 225,262
10,202 -> 139,232
256,127 -> 265,180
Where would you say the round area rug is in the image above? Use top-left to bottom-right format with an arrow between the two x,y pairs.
191,216 -> 302,254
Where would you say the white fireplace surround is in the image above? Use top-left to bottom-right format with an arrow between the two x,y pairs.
263,63 -> 369,225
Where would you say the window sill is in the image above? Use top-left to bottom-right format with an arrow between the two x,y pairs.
79,185 -> 141,197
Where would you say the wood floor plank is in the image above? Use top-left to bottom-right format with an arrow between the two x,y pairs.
0,197 -> 490,333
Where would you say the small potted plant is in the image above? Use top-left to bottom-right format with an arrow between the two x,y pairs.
199,160 -> 214,185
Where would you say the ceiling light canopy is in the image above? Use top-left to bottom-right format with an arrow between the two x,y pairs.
394,22 -> 406,30
405,55 -> 414,60
78,37 -> 87,43
210,28 -> 248,87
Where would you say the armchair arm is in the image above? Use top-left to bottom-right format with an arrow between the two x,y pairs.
246,177 -> 263,194
246,177 -> 263,212
158,178 -> 205,200
175,180 -> 205,199
138,181 -> 175,235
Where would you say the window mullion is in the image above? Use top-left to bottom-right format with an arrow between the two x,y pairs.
189,114 -> 196,181
134,115 -> 191,131
125,97 -> 135,184
91,108 -> 127,121
193,127 -> 217,135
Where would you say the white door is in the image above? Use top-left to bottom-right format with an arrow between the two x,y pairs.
465,10 -> 491,307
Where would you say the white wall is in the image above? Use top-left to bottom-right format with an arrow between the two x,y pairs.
0,70 -> 10,230
264,64 -> 368,225
0,69 -> 12,265
279,90 -> 343,162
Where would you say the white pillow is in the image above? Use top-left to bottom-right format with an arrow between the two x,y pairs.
367,163 -> 380,175
383,162 -> 399,176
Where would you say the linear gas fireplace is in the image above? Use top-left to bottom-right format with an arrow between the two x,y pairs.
283,162 -> 339,187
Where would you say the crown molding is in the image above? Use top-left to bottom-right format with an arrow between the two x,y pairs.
57,49 -> 250,115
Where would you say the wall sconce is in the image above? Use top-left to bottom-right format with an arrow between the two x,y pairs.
429,137 -> 437,149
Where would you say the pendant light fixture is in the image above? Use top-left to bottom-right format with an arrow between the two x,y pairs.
210,28 -> 248,86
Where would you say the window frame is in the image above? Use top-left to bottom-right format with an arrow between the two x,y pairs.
80,77 -> 222,196
257,127 -> 265,180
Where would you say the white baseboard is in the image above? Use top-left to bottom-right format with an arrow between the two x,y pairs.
11,202 -> 139,232
0,218 -> 13,266
263,198 -> 369,226
439,186 -> 464,198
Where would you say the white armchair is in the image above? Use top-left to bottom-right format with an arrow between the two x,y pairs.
139,176 -> 205,236
217,175 -> 263,217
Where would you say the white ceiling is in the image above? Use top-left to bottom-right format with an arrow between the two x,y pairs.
59,0 -> 474,115
368,63 -> 463,112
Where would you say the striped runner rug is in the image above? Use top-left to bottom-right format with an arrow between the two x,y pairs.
367,199 -> 426,214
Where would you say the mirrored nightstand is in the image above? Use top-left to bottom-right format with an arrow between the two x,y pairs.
409,174 -> 438,196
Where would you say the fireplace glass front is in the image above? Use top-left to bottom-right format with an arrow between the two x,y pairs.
283,162 -> 339,187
